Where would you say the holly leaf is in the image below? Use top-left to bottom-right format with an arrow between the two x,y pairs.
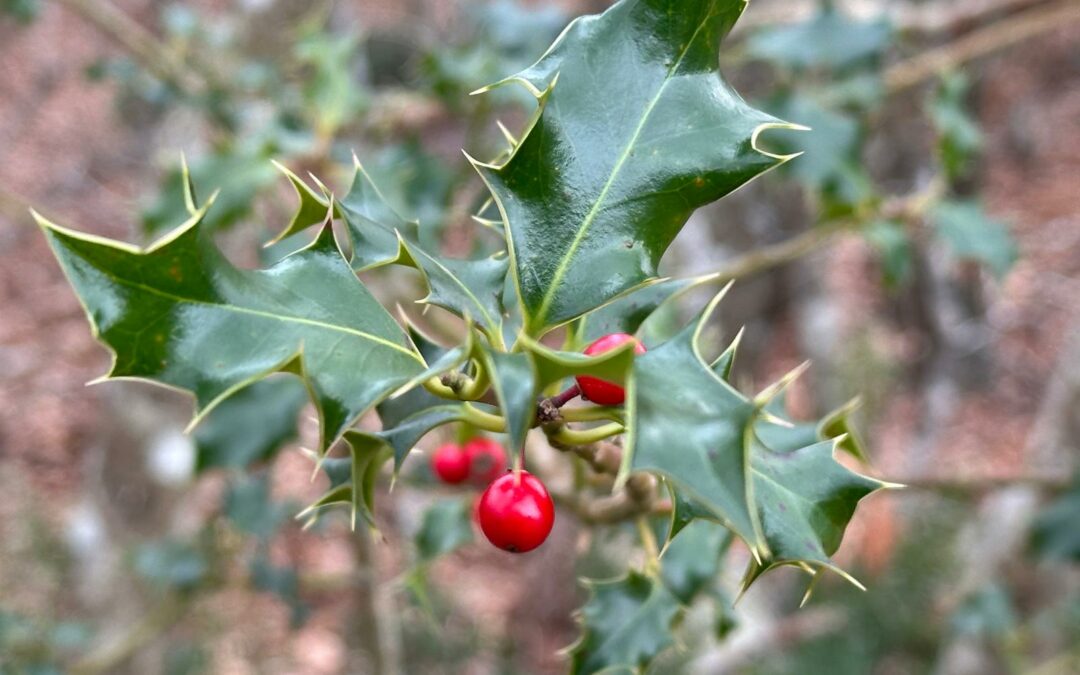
568,571 -> 681,675
478,346 -> 536,457
931,200 -> 1018,279
660,519 -> 732,604
627,291 -> 764,555
472,0 -> 792,335
275,160 -> 511,337
668,481 -> 721,542
194,378 -> 307,472
519,334 -> 640,392
415,498 -> 475,562
36,203 -> 425,454
740,436 -> 891,597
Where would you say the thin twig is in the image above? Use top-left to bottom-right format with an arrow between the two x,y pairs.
54,0 -> 206,94
882,0 -> 1080,95
69,593 -> 191,675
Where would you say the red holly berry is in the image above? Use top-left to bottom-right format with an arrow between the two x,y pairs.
575,333 -> 646,406
464,437 -> 507,484
431,443 -> 470,484
477,471 -> 555,553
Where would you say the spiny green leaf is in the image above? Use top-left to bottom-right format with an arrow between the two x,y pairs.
519,334 -> 640,392
568,571 -> 681,675
415,498 -> 475,562
667,481 -> 721,542
660,519 -> 732,605
473,0 -> 790,335
194,378 -> 307,472
478,346 -> 536,458
37,205 -> 425,454
628,291 -> 764,555
143,147 -> 278,235
573,274 -> 731,348
740,436 -> 888,596
931,200 -> 1018,278
398,236 -> 509,337
276,160 -> 511,337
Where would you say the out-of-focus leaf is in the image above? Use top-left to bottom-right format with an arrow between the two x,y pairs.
748,8 -> 892,71
473,0 -> 789,335
766,93 -> 872,210
134,539 -> 208,591
951,583 -> 1016,637
251,553 -> 309,627
1031,478 -> 1080,561
569,571 -> 681,675
1,0 -> 39,23
864,220 -> 913,288
38,206 -> 426,455
931,200 -> 1018,278
224,474 -> 292,540
295,28 -> 367,137
929,73 -> 982,181
194,378 -> 306,472
415,498 -> 474,562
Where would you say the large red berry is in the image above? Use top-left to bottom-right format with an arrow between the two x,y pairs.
464,437 -> 507,484
477,471 -> 555,553
431,443 -> 470,484
575,333 -> 646,406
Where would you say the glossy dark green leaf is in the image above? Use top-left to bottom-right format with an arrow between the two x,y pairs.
710,328 -> 743,382
37,205 -> 425,454
398,237 -> 509,338
519,335 -> 640,392
276,161 -> 511,338
628,293 -> 763,554
569,571 -> 681,675
473,0 -> 789,335
356,405 -> 467,474
748,8 -> 892,71
194,378 -> 307,472
660,519 -> 732,605
668,481 -> 720,542
415,498 -> 475,562
479,347 -> 536,457
740,436 -> 888,595
932,200 -> 1018,279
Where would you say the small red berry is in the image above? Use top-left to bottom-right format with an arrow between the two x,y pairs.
477,471 -> 555,553
464,437 -> 507,484
575,333 -> 646,406
431,443 -> 470,484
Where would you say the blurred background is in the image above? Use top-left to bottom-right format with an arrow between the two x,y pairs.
0,0 -> 1077,673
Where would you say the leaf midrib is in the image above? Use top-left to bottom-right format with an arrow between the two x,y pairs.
531,4 -> 719,329
107,272 -> 422,360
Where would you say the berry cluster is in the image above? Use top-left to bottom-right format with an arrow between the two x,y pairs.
431,333 -> 645,553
